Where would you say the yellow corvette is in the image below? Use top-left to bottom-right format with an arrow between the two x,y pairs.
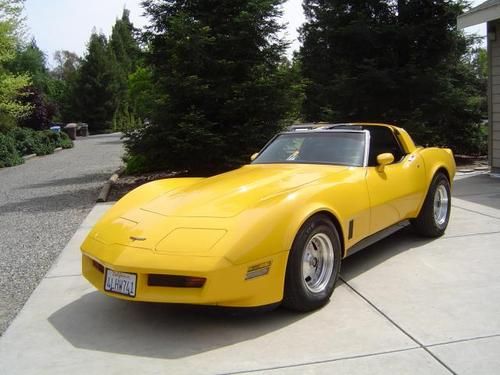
81,123 -> 455,311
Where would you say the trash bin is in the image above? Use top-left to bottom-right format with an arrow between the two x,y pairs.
77,123 -> 89,137
64,123 -> 77,140
50,125 -> 61,133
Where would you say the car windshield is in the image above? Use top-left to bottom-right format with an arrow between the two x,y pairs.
253,131 -> 366,167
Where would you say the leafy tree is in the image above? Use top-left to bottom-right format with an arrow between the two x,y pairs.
50,50 -> 81,122
8,39 -> 62,128
0,71 -> 31,131
126,0 -> 294,173
300,0 -> 485,154
52,50 -> 81,81
17,85 -> 56,130
0,0 -> 25,60
0,0 -> 31,131
74,31 -> 121,132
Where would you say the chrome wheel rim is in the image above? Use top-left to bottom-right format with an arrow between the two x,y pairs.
302,233 -> 334,293
433,184 -> 449,226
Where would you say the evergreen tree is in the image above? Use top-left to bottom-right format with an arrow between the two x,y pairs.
300,0 -> 484,153
74,32 -> 120,132
8,39 -> 47,80
470,46 -> 487,119
109,9 -> 142,130
393,0 -> 483,151
301,0 -> 396,121
127,0 -> 293,173
109,9 -> 141,74
128,65 -> 155,121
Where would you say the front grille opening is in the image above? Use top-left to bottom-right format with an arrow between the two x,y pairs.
92,260 -> 104,273
148,274 -> 206,288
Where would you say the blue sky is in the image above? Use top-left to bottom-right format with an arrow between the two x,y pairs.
24,0 -> 485,67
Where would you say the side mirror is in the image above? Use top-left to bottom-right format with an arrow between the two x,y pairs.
376,153 -> 394,171
250,152 -> 259,161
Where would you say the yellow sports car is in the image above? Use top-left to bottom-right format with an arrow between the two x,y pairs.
81,123 -> 455,311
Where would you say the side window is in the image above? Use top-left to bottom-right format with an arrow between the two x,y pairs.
367,127 -> 405,166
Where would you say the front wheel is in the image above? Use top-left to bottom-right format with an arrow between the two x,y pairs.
283,214 -> 342,312
411,173 -> 451,237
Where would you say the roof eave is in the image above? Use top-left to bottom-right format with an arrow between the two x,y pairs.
458,2 -> 500,29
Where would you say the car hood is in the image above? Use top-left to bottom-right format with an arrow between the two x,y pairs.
137,164 -> 347,218
87,164 -> 349,253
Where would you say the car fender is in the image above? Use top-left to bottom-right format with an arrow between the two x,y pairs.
414,147 -> 456,215
282,202 -> 345,256
224,184 -> 350,265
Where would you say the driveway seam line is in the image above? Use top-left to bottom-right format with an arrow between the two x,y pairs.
454,192 -> 498,198
451,205 -> 500,220
443,231 -> 500,239
340,277 -> 457,375
426,333 -> 500,348
45,274 -> 81,279
216,347 -> 420,375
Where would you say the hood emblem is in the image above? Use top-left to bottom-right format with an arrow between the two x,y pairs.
129,236 -> 146,241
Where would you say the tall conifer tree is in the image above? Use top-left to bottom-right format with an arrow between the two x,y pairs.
75,32 -> 120,132
300,0 -> 484,153
126,0 -> 293,173
109,9 -> 142,131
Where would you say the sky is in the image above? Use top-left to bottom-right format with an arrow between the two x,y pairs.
24,0 -> 485,67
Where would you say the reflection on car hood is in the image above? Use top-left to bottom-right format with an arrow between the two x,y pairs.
139,164 -> 348,218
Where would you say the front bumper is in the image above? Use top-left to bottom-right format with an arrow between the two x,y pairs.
81,237 -> 288,307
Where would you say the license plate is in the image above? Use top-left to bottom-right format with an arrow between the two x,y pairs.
104,269 -> 137,297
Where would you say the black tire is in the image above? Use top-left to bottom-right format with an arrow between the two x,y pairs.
411,173 -> 451,237
282,214 -> 342,312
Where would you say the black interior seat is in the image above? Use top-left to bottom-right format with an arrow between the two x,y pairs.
365,126 -> 404,166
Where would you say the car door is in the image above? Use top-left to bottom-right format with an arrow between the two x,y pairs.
364,127 -> 426,234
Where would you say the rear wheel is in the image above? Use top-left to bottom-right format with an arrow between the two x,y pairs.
411,173 -> 451,237
283,214 -> 342,312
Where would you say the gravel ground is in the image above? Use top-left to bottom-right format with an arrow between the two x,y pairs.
0,133 -> 123,335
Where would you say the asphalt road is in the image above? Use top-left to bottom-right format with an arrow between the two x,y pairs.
0,133 -> 123,335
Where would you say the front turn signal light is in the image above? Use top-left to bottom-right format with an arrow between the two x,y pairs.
245,261 -> 272,280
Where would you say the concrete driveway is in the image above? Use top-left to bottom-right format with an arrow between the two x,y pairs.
0,173 -> 498,374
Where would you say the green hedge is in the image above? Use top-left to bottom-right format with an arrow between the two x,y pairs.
0,128 -> 74,168
0,133 -> 23,168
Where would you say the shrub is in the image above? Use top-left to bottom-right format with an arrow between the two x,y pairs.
31,130 -> 55,156
44,130 -> 74,149
9,127 -> 39,156
1,127 -> 74,168
58,131 -> 73,149
124,154 -> 148,174
0,133 -> 23,168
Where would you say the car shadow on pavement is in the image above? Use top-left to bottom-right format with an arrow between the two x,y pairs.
452,174 -> 500,210
48,293 -> 306,359
341,226 -> 435,282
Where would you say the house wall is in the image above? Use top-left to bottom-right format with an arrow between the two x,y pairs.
489,20 -> 500,173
